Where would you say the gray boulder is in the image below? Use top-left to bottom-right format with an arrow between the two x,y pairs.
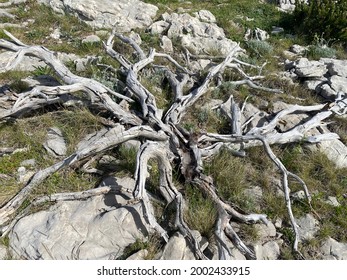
9,176 -> 150,260
37,0 -> 158,31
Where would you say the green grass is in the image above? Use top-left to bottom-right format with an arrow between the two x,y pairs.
0,109 -> 102,205
184,184 -> 217,238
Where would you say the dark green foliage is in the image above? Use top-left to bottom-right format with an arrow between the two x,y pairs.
293,0 -> 347,44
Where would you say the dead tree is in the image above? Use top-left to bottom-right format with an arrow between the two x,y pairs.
0,29 -> 343,259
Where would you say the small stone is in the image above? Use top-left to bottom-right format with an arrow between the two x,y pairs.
290,44 -> 308,55
43,127 -> 67,157
82,35 -> 101,44
291,190 -> 306,201
325,196 -> 340,207
126,249 -> 148,260
274,217 -> 282,229
254,28 -> 269,41
282,50 -> 298,60
50,28 -> 61,40
262,241 -> 280,260
194,10 -> 216,23
20,159 -> 36,167
160,232 -> 196,260
243,186 -> 263,204
149,20 -> 170,34
254,221 -> 276,239
160,36 -> 173,53
17,166 -> 35,184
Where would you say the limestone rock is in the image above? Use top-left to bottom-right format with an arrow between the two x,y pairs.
304,79 -> 326,92
325,59 -> 347,78
0,51 -> 45,73
17,166 -> 35,184
297,214 -> 319,241
277,0 -> 297,12
20,159 -> 36,167
43,127 -> 67,157
254,28 -> 269,41
82,35 -> 101,44
126,249 -> 148,260
159,232 -> 195,260
254,221 -> 276,240
319,83 -> 338,99
160,36 -> 173,53
37,0 -> 158,31
294,58 -> 327,78
253,241 -> 280,260
329,75 -> 347,93
194,10 -> 216,23
9,177 -> 149,260
0,244 -> 7,260
50,28 -> 61,40
325,196 -> 340,207
310,138 -> 347,168
320,237 -> 347,260
290,44 -> 308,55
149,11 -> 240,56
262,241 -> 280,260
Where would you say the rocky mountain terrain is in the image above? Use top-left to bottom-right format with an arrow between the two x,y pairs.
0,0 -> 346,260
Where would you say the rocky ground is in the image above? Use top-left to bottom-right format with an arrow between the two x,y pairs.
0,0 -> 347,260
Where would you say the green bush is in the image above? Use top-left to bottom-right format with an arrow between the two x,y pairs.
293,0 -> 347,44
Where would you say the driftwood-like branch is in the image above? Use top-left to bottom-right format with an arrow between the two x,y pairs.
0,30 -> 344,260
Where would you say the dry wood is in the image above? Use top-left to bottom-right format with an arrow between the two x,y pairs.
0,30 -> 344,259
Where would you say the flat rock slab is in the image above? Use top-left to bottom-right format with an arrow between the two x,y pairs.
9,178 -> 149,260
297,214 -> 319,241
320,237 -> 347,260
37,0 -> 158,31
294,58 -> 327,78
0,51 -> 45,73
43,127 -> 67,157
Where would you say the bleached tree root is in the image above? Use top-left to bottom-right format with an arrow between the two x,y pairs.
0,30 -> 345,260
